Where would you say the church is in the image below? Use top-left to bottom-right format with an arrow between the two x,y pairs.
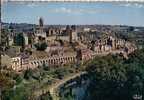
34,17 -> 78,44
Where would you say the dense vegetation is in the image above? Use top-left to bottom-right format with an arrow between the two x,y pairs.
1,48 -> 144,100
1,64 -> 78,100
84,48 -> 144,100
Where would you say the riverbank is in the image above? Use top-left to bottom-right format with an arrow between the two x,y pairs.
32,71 -> 86,100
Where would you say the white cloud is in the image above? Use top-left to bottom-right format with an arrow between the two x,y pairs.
134,3 -> 144,8
119,3 -> 144,8
27,3 -> 38,7
49,7 -> 110,14
55,7 -> 72,13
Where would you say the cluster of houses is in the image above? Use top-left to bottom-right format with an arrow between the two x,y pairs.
1,47 -> 95,72
1,18 -> 137,72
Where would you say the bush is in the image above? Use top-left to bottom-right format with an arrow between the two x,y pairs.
15,75 -> 23,85
24,69 -> 33,80
34,42 -> 47,51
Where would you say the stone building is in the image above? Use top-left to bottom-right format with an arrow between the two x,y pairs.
23,33 -> 29,46
29,51 -> 77,68
69,25 -> 78,43
46,27 -> 62,36
8,32 -> 15,46
19,53 -> 30,71
1,54 -> 12,69
8,36 -> 14,46
91,35 -> 126,53
35,17 -> 47,43
38,17 -> 44,34
2,53 -> 22,72
34,18 -> 78,44
7,47 -> 95,71
76,48 -> 95,64
11,56 -> 22,71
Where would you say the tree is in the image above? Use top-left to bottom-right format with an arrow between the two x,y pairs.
54,68 -> 68,79
34,36 -> 47,51
128,26 -> 134,32
14,33 -> 25,47
34,42 -> 47,51
0,73 -> 14,100
84,49 -> 144,100
59,39 -> 64,46
24,69 -> 33,80
14,75 -> 23,85
1,29 -> 9,52
43,63 -> 49,71
40,91 -> 53,100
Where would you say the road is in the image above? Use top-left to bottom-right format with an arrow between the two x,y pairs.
49,72 -> 86,100
33,72 -> 86,100
32,49 -> 133,99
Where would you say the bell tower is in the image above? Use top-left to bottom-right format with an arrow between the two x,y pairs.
69,25 -> 78,43
39,17 -> 44,34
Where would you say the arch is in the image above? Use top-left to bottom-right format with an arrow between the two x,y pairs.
37,61 -> 39,64
40,61 -> 43,64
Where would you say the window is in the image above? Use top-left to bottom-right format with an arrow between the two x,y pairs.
34,62 -> 36,64
37,61 -> 39,64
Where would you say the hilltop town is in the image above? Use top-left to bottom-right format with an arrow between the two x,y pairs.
1,1 -> 144,99
1,18 -> 144,100
1,17 -> 139,72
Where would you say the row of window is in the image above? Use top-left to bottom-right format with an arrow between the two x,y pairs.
30,56 -> 75,65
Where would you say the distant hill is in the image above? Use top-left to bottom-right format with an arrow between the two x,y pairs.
2,22 -> 144,33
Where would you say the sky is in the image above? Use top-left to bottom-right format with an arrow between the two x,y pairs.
1,2 -> 144,26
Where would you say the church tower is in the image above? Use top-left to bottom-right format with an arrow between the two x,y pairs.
39,17 -> 44,34
66,25 -> 72,43
35,17 -> 46,43
66,25 -> 71,35
69,25 -> 78,43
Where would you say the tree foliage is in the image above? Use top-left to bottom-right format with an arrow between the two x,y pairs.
85,49 -> 144,100
0,73 -> 14,90
24,69 -> 33,80
34,42 -> 47,51
1,29 -> 9,47
14,33 -> 25,47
